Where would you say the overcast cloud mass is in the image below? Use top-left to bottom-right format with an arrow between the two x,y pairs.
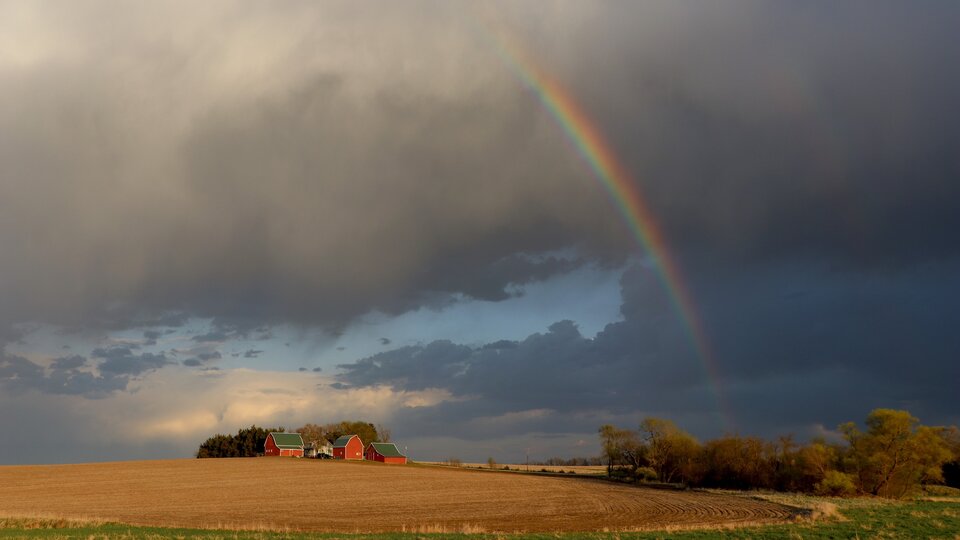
1,0 -> 958,464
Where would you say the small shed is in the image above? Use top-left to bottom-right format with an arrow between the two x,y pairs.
264,432 -> 304,457
365,442 -> 407,464
332,434 -> 363,460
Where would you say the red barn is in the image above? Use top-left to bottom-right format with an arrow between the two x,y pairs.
264,432 -> 304,457
332,434 -> 363,460
365,442 -> 407,464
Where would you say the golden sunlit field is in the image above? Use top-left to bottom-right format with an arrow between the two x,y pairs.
0,458 -> 800,533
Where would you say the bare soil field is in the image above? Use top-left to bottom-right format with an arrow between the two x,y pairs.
420,461 -> 608,475
0,459 -> 799,533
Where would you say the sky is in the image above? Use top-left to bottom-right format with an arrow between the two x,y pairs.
1,0 -> 959,465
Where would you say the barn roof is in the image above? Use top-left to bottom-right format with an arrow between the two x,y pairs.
332,435 -> 359,448
370,442 -> 405,458
269,432 -> 304,449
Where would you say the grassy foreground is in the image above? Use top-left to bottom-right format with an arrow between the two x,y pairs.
1,496 -> 958,540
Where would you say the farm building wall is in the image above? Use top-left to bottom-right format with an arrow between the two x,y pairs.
265,435 -> 280,456
344,437 -> 363,460
334,436 -> 363,460
365,446 -> 407,464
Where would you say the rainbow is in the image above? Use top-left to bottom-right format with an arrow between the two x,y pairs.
483,24 -> 734,430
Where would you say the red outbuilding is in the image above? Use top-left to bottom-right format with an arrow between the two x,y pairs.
332,434 -> 364,460
365,442 -> 407,464
264,432 -> 305,457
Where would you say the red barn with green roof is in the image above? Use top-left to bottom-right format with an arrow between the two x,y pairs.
264,432 -> 304,457
332,434 -> 363,460
365,442 -> 407,464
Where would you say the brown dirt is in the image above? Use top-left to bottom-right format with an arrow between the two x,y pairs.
421,461 -> 608,475
0,459 -> 799,533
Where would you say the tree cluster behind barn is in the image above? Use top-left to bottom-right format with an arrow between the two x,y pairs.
264,432 -> 407,464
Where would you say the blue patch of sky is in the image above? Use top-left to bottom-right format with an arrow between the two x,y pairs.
10,264 -> 626,374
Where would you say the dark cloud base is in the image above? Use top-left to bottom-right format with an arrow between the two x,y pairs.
338,262 -> 960,443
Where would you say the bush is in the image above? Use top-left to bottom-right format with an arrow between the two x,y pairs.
635,466 -> 658,482
816,471 -> 857,497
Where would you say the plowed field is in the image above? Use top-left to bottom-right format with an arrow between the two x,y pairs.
0,459 -> 799,532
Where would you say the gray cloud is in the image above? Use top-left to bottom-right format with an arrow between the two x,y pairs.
92,347 -> 172,376
1,1 -> 957,341
181,350 -> 222,368
142,330 -> 163,346
1,352 -> 128,398
338,264 -> 960,441
50,355 -> 87,371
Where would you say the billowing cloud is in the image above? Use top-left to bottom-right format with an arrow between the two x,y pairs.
338,264 -> 960,443
1,352 -> 129,398
91,347 -> 172,376
2,1 -> 955,342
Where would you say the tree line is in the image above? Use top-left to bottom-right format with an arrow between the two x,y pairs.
599,409 -> 960,499
196,420 -> 391,458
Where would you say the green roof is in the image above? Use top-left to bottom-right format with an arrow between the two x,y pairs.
370,442 -> 405,458
269,432 -> 304,449
333,435 -> 358,448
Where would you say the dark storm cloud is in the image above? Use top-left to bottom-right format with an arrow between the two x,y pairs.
581,2 -> 960,267
379,338 -> 391,346
92,347 -> 172,376
1,1 -> 957,344
339,264 -> 960,440
243,349 -> 263,358
142,330 -> 162,346
50,355 -> 87,371
191,319 -> 274,344
338,267 -> 710,431
181,350 -> 222,367
0,353 -> 128,398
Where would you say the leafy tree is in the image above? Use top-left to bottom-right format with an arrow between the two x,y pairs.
196,425 -> 279,458
698,435 -> 776,489
941,426 -> 960,488
598,424 -> 644,475
796,439 -> 840,492
326,420 -> 381,447
639,417 -> 701,484
841,409 -> 952,498
296,423 -> 329,445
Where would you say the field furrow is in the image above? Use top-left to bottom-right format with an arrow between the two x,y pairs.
0,459 -> 799,532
